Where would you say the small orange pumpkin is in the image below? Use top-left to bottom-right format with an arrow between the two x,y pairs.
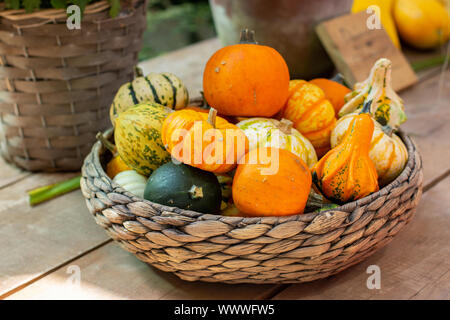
309,78 -> 351,114
232,147 -> 312,216
203,29 -> 290,117
161,108 -> 248,173
281,80 -> 336,157
312,114 -> 379,204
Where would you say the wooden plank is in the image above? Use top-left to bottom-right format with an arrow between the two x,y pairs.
0,173 -> 109,297
316,11 -> 418,91
138,38 -> 221,98
401,67 -> 450,186
0,157 -> 29,190
6,241 -> 276,300
273,176 -> 450,300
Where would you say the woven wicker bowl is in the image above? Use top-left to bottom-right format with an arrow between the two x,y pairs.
81,128 -> 423,284
0,0 -> 146,172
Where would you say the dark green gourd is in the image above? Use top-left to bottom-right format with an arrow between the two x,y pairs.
144,162 -> 222,214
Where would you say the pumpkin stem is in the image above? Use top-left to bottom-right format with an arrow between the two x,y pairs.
330,73 -> 350,88
189,185 -> 204,199
134,66 -> 144,78
239,29 -> 257,44
277,119 -> 293,135
207,108 -> 218,128
381,125 -> 395,137
96,132 -> 116,154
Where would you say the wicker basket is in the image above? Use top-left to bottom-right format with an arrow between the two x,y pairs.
0,0 -> 146,171
81,127 -> 423,284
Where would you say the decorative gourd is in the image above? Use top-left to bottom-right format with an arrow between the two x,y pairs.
281,80 -> 337,157
309,78 -> 351,114
203,29 -> 290,117
236,117 -> 317,168
216,174 -> 233,203
312,114 -> 379,204
113,170 -> 147,198
339,58 -> 406,131
114,103 -> 173,176
106,156 -> 131,180
144,162 -> 222,214
331,110 -> 408,186
394,0 -> 449,49
95,132 -> 131,179
161,108 -> 249,173
232,147 -> 312,216
110,71 -> 189,124
352,0 -> 401,48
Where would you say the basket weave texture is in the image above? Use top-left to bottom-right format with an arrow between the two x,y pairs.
0,0 -> 146,171
81,129 -> 423,284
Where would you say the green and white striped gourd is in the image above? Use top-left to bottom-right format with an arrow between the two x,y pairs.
110,72 -> 189,125
236,118 -> 318,168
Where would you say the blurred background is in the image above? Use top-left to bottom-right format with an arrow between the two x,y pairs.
139,0 -> 216,61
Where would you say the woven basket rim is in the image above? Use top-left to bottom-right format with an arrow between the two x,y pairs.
90,122 -> 419,223
0,1 -> 110,21
0,0 -> 143,24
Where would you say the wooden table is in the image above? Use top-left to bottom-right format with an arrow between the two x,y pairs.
1,39 -> 449,300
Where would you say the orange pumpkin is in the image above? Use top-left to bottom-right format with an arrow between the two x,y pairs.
161,108 -> 248,173
312,114 -> 379,203
309,78 -> 351,114
232,147 -> 312,216
203,29 -> 290,117
281,80 -> 336,157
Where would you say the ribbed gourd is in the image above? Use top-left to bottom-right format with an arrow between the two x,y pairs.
339,58 -> 406,131
236,117 -> 317,168
114,103 -> 173,176
161,108 -> 249,173
312,114 -> 379,204
110,72 -> 189,124
281,80 -> 337,158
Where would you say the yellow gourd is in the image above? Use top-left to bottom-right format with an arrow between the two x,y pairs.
394,0 -> 449,49
352,0 -> 401,48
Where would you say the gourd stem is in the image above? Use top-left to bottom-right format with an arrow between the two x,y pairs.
96,132 -> 116,154
239,29 -> 257,44
277,119 -> 293,135
134,66 -> 144,78
207,108 -> 218,128
382,125 -> 394,137
360,99 -> 372,114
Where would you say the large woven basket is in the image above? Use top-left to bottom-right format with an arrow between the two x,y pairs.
0,0 -> 146,171
81,128 -> 423,284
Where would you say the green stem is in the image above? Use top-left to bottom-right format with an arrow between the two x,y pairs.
411,55 -> 447,72
28,176 -> 81,206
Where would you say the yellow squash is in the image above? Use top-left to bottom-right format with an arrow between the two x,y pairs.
352,0 -> 401,48
394,0 -> 449,49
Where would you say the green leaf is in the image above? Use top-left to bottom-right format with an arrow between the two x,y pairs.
23,0 -> 41,12
5,0 -> 21,10
72,0 -> 90,14
108,0 -> 120,18
50,0 -> 67,9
